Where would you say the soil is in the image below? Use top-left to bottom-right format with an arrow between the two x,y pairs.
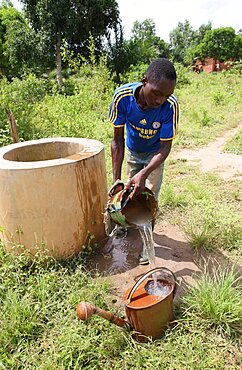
87,123 -> 242,312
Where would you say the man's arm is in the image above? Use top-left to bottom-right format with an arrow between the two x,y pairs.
126,140 -> 172,196
111,126 -> 125,182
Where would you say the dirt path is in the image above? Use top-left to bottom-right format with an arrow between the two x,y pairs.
172,122 -> 242,180
88,124 -> 242,312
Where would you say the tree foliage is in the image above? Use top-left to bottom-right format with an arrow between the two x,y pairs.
1,2 -> 241,80
184,22 -> 212,64
169,20 -> 196,64
130,19 -> 170,63
0,1 -> 52,77
0,1 -> 26,75
20,0 -> 121,86
108,18 -> 169,81
198,27 -> 242,61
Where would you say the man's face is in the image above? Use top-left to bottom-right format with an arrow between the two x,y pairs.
141,76 -> 176,109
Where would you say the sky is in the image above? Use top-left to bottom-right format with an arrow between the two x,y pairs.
11,0 -> 242,42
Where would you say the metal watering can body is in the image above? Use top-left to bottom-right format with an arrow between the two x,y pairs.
123,267 -> 176,342
77,267 -> 177,342
106,181 -> 158,228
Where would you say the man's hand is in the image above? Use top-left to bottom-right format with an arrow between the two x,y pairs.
125,171 -> 146,198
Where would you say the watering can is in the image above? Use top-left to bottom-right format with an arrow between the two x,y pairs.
77,267 -> 177,342
105,181 -> 158,230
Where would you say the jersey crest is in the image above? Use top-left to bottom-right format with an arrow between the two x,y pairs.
152,122 -> 161,129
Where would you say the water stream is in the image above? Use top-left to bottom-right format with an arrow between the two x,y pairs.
138,221 -> 172,297
138,220 -> 159,291
138,220 -> 156,268
121,196 -> 171,297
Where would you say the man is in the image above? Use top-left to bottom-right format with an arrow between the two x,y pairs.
108,58 -> 179,264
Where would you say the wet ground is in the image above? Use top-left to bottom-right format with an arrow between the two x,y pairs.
88,221 -> 201,310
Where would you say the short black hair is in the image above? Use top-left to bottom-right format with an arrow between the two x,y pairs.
145,58 -> 177,84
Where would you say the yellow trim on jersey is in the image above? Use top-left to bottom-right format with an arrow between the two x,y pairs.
167,96 -> 179,137
111,123 -> 125,128
109,88 -> 133,124
160,136 -> 175,141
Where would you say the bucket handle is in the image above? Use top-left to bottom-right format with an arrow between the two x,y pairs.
127,267 -> 177,303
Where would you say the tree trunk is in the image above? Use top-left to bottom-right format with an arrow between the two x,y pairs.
5,108 -> 19,143
56,33 -> 63,89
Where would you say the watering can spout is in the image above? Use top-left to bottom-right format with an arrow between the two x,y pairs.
76,301 -> 131,329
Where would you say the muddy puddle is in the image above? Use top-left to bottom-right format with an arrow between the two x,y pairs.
88,228 -> 142,274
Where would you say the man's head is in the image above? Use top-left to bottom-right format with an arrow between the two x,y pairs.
141,58 -> 177,109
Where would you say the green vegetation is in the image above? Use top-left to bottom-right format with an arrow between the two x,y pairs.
182,262 -> 242,337
175,72 -> 242,147
0,245 -> 241,369
224,129 -> 242,155
160,160 -> 241,256
187,27 -> 242,64
0,7 -> 242,366
1,2 -> 242,83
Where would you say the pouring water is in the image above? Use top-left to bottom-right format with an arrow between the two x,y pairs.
138,220 -> 159,291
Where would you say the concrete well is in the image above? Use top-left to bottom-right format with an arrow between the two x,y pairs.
0,138 -> 108,258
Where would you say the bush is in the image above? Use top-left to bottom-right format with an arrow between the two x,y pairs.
173,62 -> 191,88
120,62 -> 148,84
0,60 -> 114,145
0,74 -> 53,141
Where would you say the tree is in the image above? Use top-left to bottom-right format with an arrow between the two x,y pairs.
107,18 -> 169,81
0,1 -> 24,75
106,23 -> 133,81
184,22 -> 212,64
20,0 -> 121,87
169,20 -> 196,64
234,34 -> 242,59
196,22 -> 212,43
0,1 -> 52,77
198,27 -> 240,61
130,19 -> 169,63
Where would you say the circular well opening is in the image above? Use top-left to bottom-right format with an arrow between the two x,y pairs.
3,141 -> 84,162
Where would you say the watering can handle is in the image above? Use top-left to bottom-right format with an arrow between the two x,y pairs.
127,267 -> 177,303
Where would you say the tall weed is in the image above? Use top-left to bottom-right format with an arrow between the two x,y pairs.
182,261 -> 242,337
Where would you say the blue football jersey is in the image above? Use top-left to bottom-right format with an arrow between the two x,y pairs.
109,82 -> 179,153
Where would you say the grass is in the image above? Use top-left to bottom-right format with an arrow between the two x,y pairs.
223,128 -> 242,155
175,72 -> 242,148
184,200 -> 241,252
158,157 -> 242,256
181,261 -> 242,337
0,246 -> 241,369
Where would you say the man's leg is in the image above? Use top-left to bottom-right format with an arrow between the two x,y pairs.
126,149 -> 144,180
145,163 -> 164,201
